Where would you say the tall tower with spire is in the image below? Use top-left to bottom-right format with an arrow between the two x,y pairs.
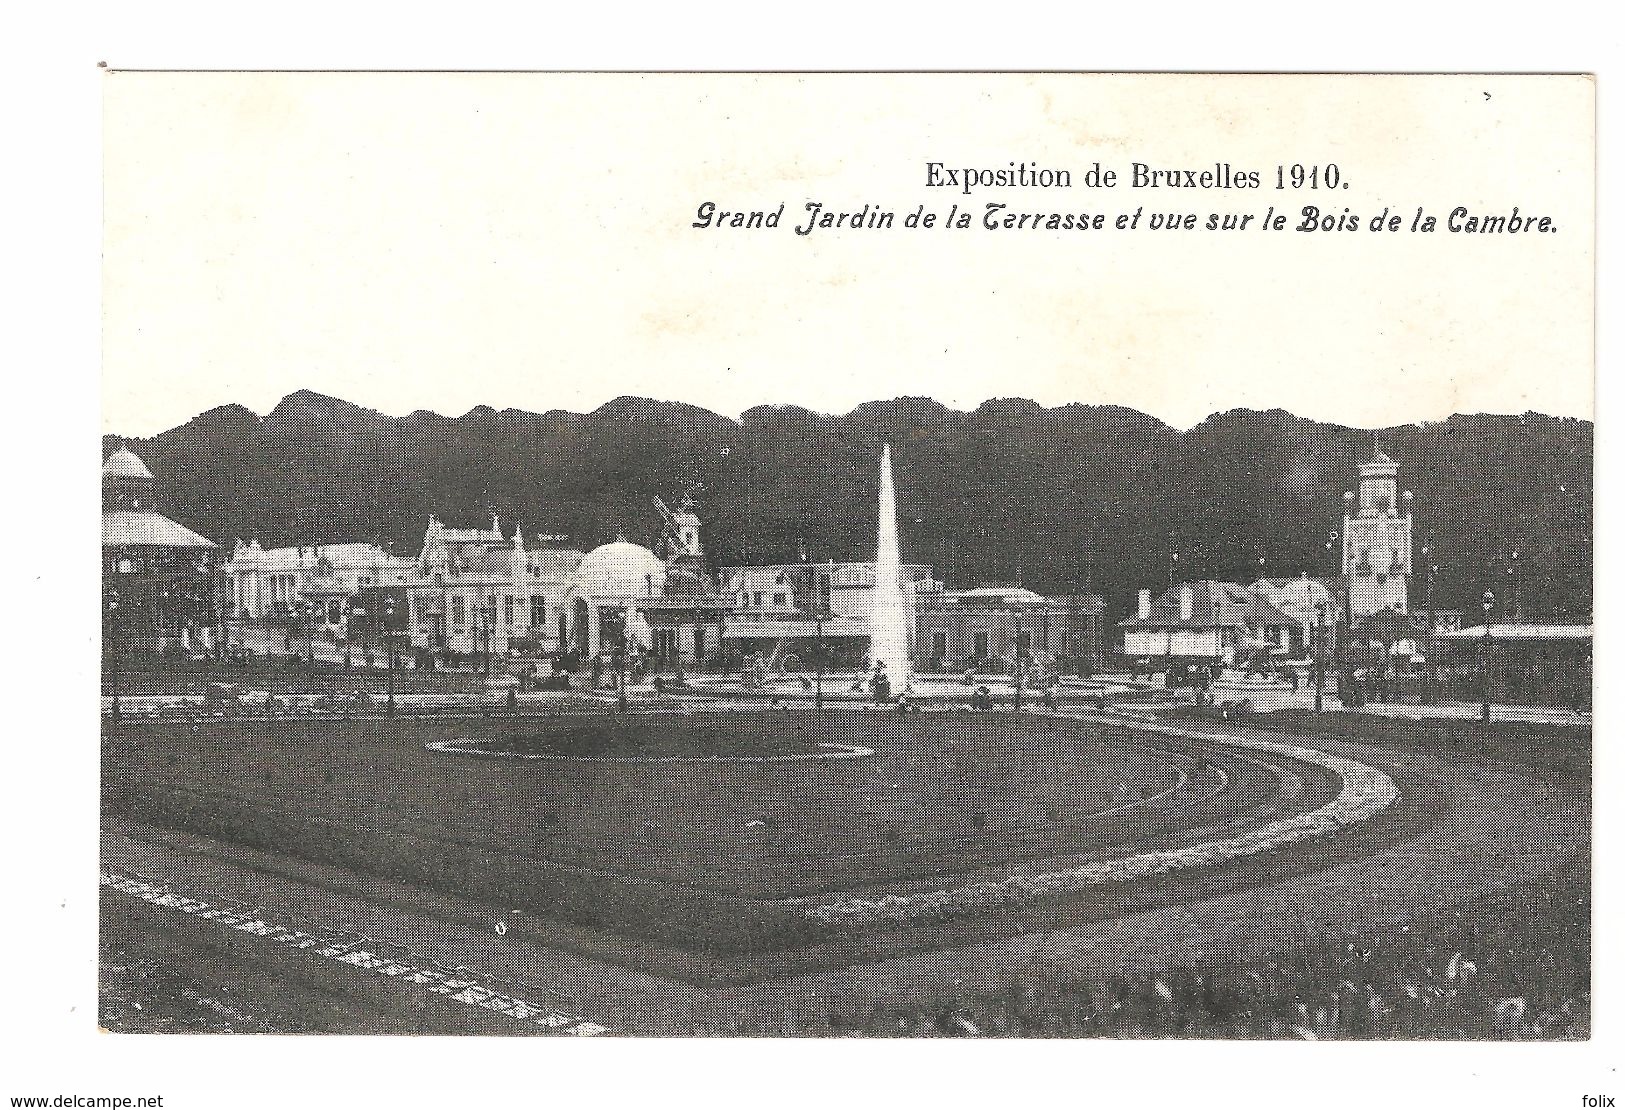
1342,434 -> 1412,618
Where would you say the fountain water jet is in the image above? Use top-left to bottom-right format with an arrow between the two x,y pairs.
870,444 -> 911,691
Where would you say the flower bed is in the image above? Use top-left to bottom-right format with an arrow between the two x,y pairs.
805,730 -> 1398,928
426,736 -> 875,764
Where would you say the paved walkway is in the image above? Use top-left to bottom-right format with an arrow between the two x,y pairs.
100,869 -> 610,1034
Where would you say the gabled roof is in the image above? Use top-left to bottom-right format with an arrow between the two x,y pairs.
528,549 -> 585,577
312,542 -> 404,564
1367,433 -> 1394,467
1250,576 -> 1343,615
227,542 -> 406,571
946,586 -> 1048,602
440,527 -> 505,544
1119,580 -> 1298,630
723,616 -> 871,640
103,510 -> 216,550
443,544 -> 517,578
1255,576 -> 1340,592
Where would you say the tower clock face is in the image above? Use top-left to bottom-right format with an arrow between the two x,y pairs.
1346,518 -> 1411,575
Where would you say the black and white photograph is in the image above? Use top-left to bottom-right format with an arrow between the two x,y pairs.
4,43 -> 1612,1110
89,70 -> 1594,1046
98,397 -> 1592,1042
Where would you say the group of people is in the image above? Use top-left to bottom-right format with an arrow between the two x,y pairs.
1339,667 -> 1410,707
962,680 -> 1063,712
841,661 -> 903,703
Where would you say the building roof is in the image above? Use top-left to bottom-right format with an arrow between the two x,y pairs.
1252,576 -> 1344,618
722,616 -> 871,640
919,586 -> 1104,612
1119,580 -> 1299,630
460,545 -> 515,578
313,542 -> 405,564
440,527 -> 505,544
720,563 -> 937,588
946,586 -> 1048,603
102,446 -> 154,480
1365,433 -> 1395,468
1255,576 -> 1340,592
641,593 -> 735,613
1440,623 -> 1592,642
528,548 -> 585,579
103,510 -> 216,550
575,540 -> 666,598
228,542 -> 407,571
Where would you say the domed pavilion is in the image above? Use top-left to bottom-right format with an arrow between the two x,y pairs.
102,444 -> 220,651
562,536 -> 669,657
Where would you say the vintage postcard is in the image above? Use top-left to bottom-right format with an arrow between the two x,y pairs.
92,71 -> 1592,1065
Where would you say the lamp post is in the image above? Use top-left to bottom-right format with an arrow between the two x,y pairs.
1013,634 -> 1026,714
484,598 -> 495,678
382,593 -> 398,718
1481,589 -> 1495,724
813,569 -> 828,715
470,600 -> 493,717
1323,527 -> 1343,688
350,602 -> 369,699
814,600 -> 826,714
1422,546 -> 1438,704
802,561 -> 829,714
106,588 -> 122,719
1507,549 -> 1521,623
156,585 -> 174,657
213,559 -> 228,661
1313,602 -> 1326,714
615,609 -> 629,713
179,588 -> 202,652
1163,552 -> 1182,681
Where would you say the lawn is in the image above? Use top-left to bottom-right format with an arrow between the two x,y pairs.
102,711 -> 1317,957
1246,709 -> 1591,780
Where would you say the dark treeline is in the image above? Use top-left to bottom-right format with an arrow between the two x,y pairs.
105,391 -> 1593,625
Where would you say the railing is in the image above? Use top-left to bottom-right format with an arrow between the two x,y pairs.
101,653 -> 486,699
1338,665 -> 1591,711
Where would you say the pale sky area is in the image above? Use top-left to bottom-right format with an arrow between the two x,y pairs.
103,73 -> 1593,436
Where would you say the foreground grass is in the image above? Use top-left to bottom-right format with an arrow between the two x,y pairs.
763,853 -> 1590,1039
104,712 -> 1201,955
1244,709 -> 1591,780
